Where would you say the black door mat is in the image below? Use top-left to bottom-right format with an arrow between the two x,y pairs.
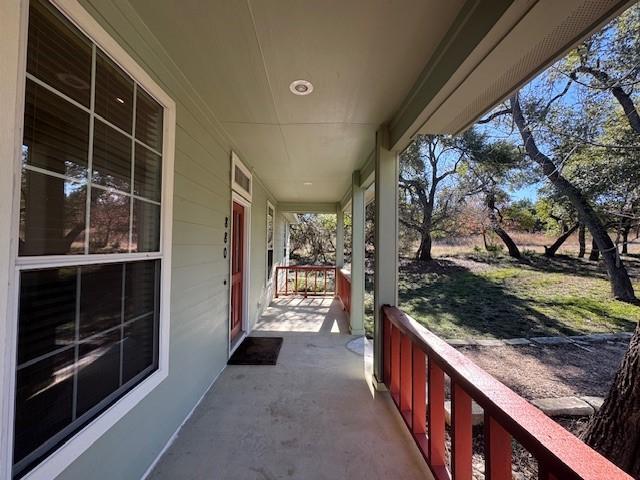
228,336 -> 283,365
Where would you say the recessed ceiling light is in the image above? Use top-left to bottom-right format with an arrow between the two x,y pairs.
303,182 -> 313,186
115,97 -> 125,104
290,80 -> 313,96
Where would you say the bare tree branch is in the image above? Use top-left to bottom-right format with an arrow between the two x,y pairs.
477,107 -> 512,124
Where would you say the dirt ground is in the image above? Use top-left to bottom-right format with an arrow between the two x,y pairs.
455,339 -> 629,399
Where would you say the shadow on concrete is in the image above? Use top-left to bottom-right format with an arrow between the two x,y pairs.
255,297 -> 350,335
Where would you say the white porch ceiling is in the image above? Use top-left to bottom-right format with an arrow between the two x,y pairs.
128,0 -> 630,204
127,0 -> 465,203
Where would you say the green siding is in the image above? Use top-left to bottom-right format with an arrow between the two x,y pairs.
57,1 -> 282,479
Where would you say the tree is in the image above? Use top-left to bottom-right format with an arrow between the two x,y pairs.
569,5 -> 640,135
581,324 -> 640,476
507,93 -> 635,300
458,131 -> 525,258
479,6 -> 640,474
578,223 -> 587,257
485,189 -> 521,258
399,134 -> 466,261
503,199 -> 540,233
534,196 -> 579,257
289,214 -> 337,264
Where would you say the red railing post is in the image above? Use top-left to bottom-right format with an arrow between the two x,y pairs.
452,382 -> 473,480
428,358 -> 446,470
485,414 -> 512,480
400,334 -> 412,422
412,347 -> 426,450
390,326 -> 401,405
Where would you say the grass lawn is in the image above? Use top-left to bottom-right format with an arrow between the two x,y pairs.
395,252 -> 640,339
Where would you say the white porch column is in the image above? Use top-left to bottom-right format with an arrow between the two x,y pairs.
284,222 -> 290,266
335,204 -> 344,268
373,126 -> 398,385
350,171 -> 365,335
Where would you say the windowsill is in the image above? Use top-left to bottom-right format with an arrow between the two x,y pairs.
21,367 -> 168,480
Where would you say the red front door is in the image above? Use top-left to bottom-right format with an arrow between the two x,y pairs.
230,201 -> 245,343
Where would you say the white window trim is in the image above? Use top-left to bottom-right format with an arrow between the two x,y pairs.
266,201 -> 275,283
228,191 -> 251,357
231,151 -> 252,202
0,1 -> 176,479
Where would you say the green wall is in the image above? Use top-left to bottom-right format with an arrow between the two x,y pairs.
58,1 -> 284,479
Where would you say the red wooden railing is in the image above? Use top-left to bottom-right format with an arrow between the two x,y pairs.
275,265 -> 336,298
382,305 -> 631,480
336,268 -> 351,314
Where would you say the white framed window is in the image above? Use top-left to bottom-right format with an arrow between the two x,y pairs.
2,1 -> 175,479
266,201 -> 275,282
231,151 -> 252,202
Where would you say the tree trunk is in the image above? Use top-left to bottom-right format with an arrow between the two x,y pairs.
486,191 -> 521,258
575,66 -> 640,135
589,238 -> 600,261
578,223 -> 586,258
416,230 -> 432,262
417,193 -> 435,262
545,223 -> 578,257
621,225 -> 631,255
510,94 -> 635,300
582,324 -> 640,477
493,225 -> 522,259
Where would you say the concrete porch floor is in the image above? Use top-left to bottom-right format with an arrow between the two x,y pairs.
149,297 -> 431,480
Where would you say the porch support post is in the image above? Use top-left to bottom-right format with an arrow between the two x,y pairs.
336,204 -> 344,268
349,171 -> 365,335
374,125 -> 398,385
284,222 -> 290,266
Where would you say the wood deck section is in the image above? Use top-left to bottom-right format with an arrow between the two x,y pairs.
149,298 -> 431,480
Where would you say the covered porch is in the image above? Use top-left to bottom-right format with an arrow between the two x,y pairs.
0,0 -> 635,479
149,297 -> 431,479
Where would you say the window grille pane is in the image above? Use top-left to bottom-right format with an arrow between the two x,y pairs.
132,201 -> 160,252
88,189 -> 130,254
14,260 -> 160,476
13,349 -> 75,466
95,50 -> 134,133
27,0 -> 92,107
79,264 -> 123,339
19,169 -> 87,256
23,79 -> 89,179
18,268 -> 77,364
76,329 -> 121,416
135,88 -> 163,153
134,144 -> 162,202
125,260 -> 158,320
123,314 -> 156,383
92,120 -> 132,192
